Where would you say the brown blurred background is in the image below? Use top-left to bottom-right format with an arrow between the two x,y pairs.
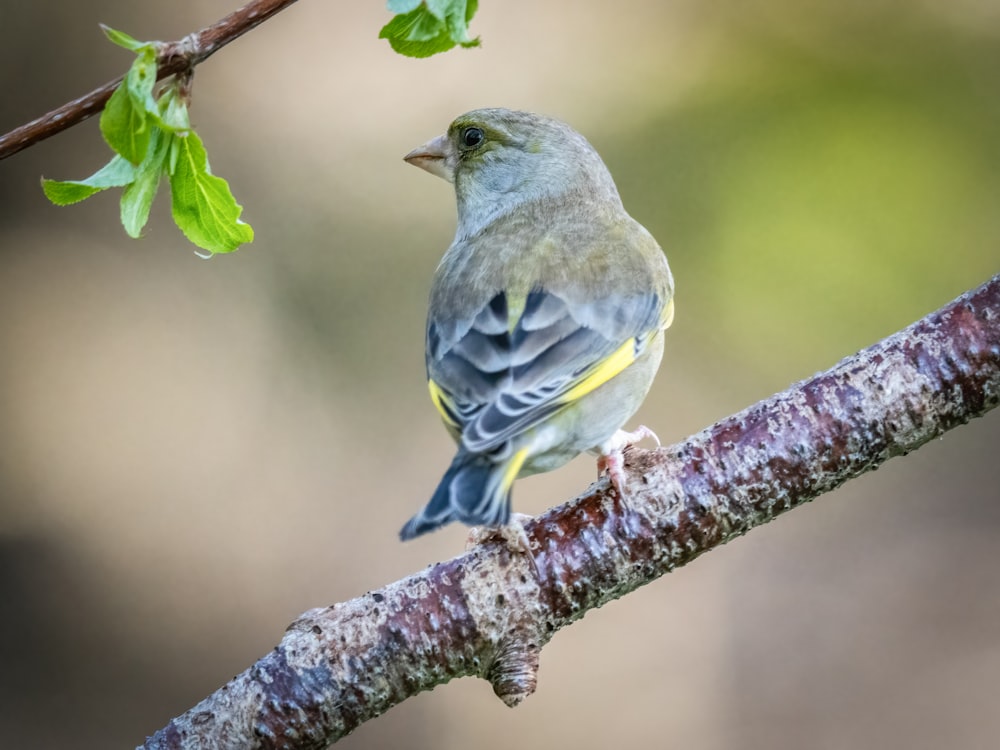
2,1 -> 999,748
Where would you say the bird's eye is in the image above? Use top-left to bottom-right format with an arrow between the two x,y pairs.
461,127 -> 484,149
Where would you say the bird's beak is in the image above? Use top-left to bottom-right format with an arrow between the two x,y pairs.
404,134 -> 454,183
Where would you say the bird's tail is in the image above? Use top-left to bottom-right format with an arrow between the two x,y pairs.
399,448 -> 527,540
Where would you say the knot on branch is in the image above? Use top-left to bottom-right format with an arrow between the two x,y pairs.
486,634 -> 540,707
460,526 -> 549,707
151,35 -> 202,107
159,33 -> 201,65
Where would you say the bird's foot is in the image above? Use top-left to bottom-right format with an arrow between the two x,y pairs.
597,425 -> 660,496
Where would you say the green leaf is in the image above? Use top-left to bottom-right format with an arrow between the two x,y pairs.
379,10 -> 451,57
42,181 -> 103,205
100,24 -> 151,53
44,25 -> 252,254
101,79 -> 150,165
380,0 -> 479,58
98,26 -> 161,162
425,0 -> 453,20
100,44 -> 159,165
155,88 -> 191,133
386,0 -> 421,11
41,155 -> 137,205
120,127 -> 169,237
125,45 -> 160,122
448,0 -> 479,45
169,131 -> 254,254
400,8 -> 446,42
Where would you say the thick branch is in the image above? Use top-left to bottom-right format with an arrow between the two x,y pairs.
0,0 -> 300,160
140,275 -> 1000,750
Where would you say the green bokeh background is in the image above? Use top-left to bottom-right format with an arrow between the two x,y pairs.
1,2 -> 998,748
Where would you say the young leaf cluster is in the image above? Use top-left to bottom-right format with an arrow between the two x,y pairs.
380,0 -> 479,58
42,26 -> 253,256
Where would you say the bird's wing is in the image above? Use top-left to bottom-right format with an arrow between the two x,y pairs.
426,288 -> 672,454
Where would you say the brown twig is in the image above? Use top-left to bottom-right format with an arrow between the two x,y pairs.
138,274 -> 1000,749
0,0 -> 301,160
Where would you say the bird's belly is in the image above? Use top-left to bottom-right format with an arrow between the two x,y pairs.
517,330 -> 665,476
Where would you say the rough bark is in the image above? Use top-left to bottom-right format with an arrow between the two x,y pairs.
137,274 -> 1000,749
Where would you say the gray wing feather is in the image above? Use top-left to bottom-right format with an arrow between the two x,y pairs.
428,288 -> 662,453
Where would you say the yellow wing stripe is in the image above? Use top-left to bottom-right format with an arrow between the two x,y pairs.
428,378 -> 460,429
501,446 -> 530,494
558,336 -> 637,405
661,297 -> 675,330
506,292 -> 527,335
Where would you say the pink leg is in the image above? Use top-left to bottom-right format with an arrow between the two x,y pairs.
597,425 -> 660,494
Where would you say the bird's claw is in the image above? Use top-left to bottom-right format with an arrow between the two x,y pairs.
597,425 -> 660,495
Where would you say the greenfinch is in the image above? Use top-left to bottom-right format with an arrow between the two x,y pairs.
400,108 -> 674,540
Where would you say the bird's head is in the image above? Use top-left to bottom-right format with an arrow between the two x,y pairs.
405,108 -> 621,239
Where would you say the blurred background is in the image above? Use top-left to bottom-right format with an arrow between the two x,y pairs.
1,1 -> 999,748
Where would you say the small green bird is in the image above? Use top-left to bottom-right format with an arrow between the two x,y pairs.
400,108 -> 674,540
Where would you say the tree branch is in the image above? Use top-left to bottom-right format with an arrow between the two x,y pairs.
0,0 -> 301,161
136,273 -> 1000,749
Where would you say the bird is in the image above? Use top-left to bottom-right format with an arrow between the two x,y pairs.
399,108 -> 674,541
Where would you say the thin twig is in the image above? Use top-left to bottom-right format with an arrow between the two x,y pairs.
138,274 -> 1000,749
0,0 -> 301,160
